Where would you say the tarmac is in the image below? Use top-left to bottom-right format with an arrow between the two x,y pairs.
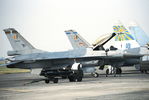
0,68 -> 149,100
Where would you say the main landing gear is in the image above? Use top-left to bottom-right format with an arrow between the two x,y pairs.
68,70 -> 83,82
45,78 -> 59,84
106,67 -> 122,77
141,70 -> 148,74
42,69 -> 84,84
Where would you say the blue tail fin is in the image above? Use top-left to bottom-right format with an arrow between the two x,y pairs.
128,22 -> 149,46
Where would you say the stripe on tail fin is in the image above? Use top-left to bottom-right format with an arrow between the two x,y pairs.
65,30 -> 91,49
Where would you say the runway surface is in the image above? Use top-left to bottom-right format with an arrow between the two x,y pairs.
0,69 -> 149,100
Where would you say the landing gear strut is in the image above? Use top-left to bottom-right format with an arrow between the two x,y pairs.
106,67 -> 122,77
91,72 -> 99,78
45,79 -> 50,84
116,68 -> 122,74
141,70 -> 148,74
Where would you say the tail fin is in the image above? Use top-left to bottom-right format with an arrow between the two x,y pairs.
65,30 -> 91,49
128,22 -> 149,46
3,28 -> 43,56
113,22 -> 139,50
3,28 -> 35,51
113,24 -> 134,41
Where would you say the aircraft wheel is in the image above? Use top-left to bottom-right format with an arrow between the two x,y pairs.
119,68 -> 122,74
53,78 -> 58,83
68,75 -> 76,82
141,70 -> 144,73
76,77 -> 82,82
45,79 -> 50,84
144,70 -> 148,74
76,70 -> 83,82
141,70 -> 148,74
116,68 -> 122,74
114,74 -> 116,77
106,69 -> 109,77
68,70 -> 83,82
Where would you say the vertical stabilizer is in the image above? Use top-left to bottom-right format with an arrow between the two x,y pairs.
113,21 -> 139,50
3,28 -> 35,51
65,30 -> 91,49
3,28 -> 43,56
128,22 -> 149,46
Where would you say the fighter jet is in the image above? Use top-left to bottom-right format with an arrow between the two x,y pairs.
103,22 -> 140,74
65,22 -> 148,76
65,30 -> 116,77
65,29 -> 142,76
107,21 -> 149,74
1,28 -> 142,83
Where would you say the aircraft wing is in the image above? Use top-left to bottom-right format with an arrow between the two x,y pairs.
30,53 -> 143,62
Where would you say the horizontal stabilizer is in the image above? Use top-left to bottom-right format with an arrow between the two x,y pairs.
0,61 -> 20,67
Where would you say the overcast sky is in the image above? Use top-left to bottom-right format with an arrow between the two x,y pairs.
0,0 -> 149,57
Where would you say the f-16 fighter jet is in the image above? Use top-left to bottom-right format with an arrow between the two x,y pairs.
1,28 -> 142,83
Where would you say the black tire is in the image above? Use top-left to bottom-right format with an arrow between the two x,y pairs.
76,70 -> 83,82
106,69 -> 109,75
68,70 -> 83,82
144,70 -> 148,74
116,68 -> 122,74
53,78 -> 58,83
77,77 -> 82,82
68,75 -> 76,82
141,70 -> 144,73
45,79 -> 50,84
114,74 -> 116,77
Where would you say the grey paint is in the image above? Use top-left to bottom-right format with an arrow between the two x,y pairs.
1,28 -> 142,73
